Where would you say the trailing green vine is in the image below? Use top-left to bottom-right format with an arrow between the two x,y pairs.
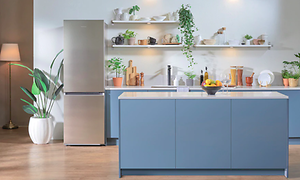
178,4 -> 198,68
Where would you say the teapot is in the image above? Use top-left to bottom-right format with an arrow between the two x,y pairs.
148,36 -> 156,45
111,35 -> 124,45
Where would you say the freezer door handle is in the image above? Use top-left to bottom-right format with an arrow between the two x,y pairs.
64,92 -> 105,96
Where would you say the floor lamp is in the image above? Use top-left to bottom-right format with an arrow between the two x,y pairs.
0,43 -> 21,129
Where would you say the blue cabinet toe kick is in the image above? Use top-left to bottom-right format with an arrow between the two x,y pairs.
120,169 -> 288,177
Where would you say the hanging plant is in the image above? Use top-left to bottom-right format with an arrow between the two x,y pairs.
178,4 -> 198,68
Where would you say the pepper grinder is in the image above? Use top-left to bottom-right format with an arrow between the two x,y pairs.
136,74 -> 140,86
140,72 -> 144,86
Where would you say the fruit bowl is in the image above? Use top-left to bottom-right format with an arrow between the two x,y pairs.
201,86 -> 222,95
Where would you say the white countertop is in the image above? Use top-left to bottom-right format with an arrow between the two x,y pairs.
106,85 -> 300,91
118,92 -> 289,100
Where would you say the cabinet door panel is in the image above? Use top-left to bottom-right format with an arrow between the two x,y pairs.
120,100 -> 176,168
278,90 -> 300,137
232,99 -> 288,169
108,90 -> 147,138
176,99 -> 231,168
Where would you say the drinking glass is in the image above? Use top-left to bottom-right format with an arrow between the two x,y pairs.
220,73 -> 230,93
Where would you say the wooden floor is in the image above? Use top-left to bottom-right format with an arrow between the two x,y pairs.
1,128 -> 300,180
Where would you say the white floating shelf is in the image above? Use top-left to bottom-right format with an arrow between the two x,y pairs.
112,45 -> 183,48
194,45 -> 272,48
111,20 -> 179,24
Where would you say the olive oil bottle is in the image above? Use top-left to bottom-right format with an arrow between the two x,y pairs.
204,67 -> 209,81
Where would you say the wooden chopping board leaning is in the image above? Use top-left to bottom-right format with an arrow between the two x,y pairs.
126,60 -> 139,86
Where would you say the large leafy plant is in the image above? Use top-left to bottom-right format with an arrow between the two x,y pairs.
108,57 -> 126,77
11,50 -> 64,118
122,30 -> 137,39
178,4 -> 198,68
129,5 -> 140,15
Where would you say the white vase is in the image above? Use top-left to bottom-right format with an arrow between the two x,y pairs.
121,12 -> 129,21
130,15 -> 138,21
246,40 -> 251,45
28,117 -> 53,145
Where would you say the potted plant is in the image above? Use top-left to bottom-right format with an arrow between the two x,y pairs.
281,69 -> 290,87
244,34 -> 253,45
178,4 -> 198,68
108,57 -> 126,86
283,53 -> 300,87
184,71 -> 196,86
122,29 -> 137,45
129,5 -> 140,21
11,50 -> 64,144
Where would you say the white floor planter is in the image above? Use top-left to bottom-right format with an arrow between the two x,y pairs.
28,117 -> 53,145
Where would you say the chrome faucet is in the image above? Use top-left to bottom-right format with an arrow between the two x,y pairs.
167,65 -> 171,86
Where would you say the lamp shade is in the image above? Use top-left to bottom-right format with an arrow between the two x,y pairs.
0,43 -> 21,61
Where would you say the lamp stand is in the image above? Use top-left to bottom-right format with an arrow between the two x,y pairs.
3,63 -> 18,129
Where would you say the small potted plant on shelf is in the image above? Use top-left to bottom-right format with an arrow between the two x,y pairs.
281,69 -> 290,87
108,57 -> 126,86
129,5 -> 140,21
11,50 -> 64,145
122,29 -> 137,45
244,34 -> 253,45
184,71 -> 196,86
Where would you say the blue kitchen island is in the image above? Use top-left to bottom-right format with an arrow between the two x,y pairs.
118,91 -> 289,178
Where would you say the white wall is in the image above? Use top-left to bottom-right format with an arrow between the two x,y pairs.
34,0 -> 300,139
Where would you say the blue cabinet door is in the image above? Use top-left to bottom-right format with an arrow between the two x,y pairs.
176,99 -> 231,168
120,99 -> 176,168
108,90 -> 147,138
278,90 -> 300,137
232,99 -> 288,169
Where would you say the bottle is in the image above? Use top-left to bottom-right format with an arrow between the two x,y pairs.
204,67 -> 209,81
200,70 -> 204,85
173,76 -> 179,86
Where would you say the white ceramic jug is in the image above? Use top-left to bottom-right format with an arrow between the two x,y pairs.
194,35 -> 202,45
121,12 -> 129,21
172,11 -> 179,21
113,8 -> 123,20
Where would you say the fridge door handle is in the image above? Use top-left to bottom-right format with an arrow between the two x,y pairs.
64,92 -> 105,96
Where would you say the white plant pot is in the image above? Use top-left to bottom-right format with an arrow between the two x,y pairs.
130,15 -> 138,21
246,40 -> 251,45
28,117 -> 53,145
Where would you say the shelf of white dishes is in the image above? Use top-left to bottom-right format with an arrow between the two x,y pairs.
111,20 -> 180,24
112,45 -> 183,48
194,45 -> 272,48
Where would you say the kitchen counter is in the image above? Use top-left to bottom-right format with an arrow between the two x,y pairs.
106,85 -> 300,91
118,91 -> 288,100
119,91 -> 289,178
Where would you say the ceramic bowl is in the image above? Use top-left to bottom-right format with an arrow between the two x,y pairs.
258,40 -> 265,45
139,17 -> 151,21
203,39 -> 216,45
153,16 -> 166,21
201,86 -> 222,95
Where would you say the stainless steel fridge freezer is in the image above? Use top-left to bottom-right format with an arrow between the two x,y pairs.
64,20 -> 106,145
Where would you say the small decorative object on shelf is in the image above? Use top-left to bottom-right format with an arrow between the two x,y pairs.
111,35 -> 124,45
244,34 -> 253,45
136,74 -> 140,86
129,5 -> 140,21
122,29 -> 137,45
113,8 -> 123,20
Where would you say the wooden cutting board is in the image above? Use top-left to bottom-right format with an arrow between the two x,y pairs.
126,60 -> 133,85
129,66 -> 137,86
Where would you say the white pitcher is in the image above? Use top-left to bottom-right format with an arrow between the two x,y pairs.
121,12 -> 129,21
113,8 -> 123,20
194,35 -> 202,45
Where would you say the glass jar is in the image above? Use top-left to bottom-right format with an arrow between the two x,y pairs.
230,66 -> 237,85
237,66 -> 244,86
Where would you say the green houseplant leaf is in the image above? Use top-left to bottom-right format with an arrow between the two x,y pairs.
33,68 -> 50,92
52,84 -> 64,100
54,59 -> 64,84
23,105 -> 38,114
10,63 -> 34,74
31,81 -> 41,95
20,87 -> 36,102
